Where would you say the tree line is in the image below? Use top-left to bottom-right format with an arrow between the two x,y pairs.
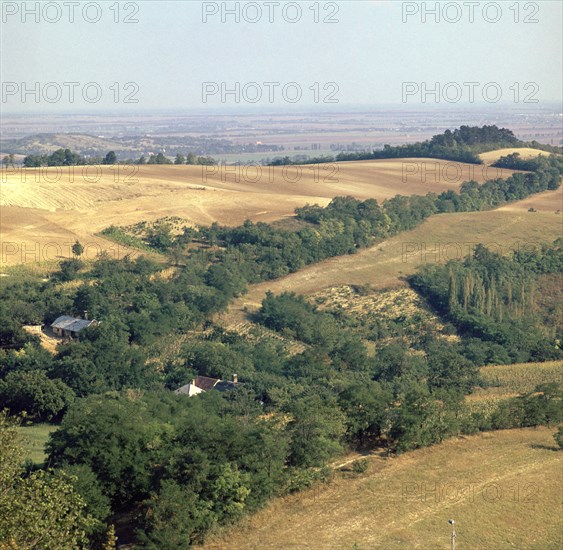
268,125 -> 562,166
492,151 -> 561,172
409,240 -> 563,364
21,149 -> 218,168
22,149 -> 117,167
136,152 -> 217,166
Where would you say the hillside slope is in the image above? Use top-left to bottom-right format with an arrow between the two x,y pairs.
0,159 -> 512,267
220,191 -> 562,327
202,427 -> 562,550
479,148 -> 555,164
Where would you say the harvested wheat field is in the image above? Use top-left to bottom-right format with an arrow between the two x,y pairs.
478,148 -> 556,164
202,427 -> 562,550
497,188 -> 563,213
221,200 -> 563,325
0,159 -> 511,266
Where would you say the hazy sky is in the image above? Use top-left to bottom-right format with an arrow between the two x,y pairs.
1,0 -> 561,113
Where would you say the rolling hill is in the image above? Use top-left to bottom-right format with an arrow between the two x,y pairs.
0,158 -> 511,267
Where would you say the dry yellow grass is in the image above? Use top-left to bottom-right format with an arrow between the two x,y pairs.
312,286 -> 435,320
0,159 -> 511,267
202,427 -> 563,550
22,325 -> 61,354
497,188 -> 563,213
478,148 -> 555,164
0,160 -> 506,213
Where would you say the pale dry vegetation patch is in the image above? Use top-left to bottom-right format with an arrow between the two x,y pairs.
310,285 -> 458,348
469,360 -> 563,404
478,147 -> 556,164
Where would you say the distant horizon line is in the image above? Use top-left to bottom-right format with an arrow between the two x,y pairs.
2,102 -> 562,118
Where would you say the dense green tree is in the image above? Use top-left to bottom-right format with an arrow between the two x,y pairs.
0,370 -> 74,420
2,153 -> 15,167
183,341 -> 253,381
137,480 -> 213,549
103,151 -> 117,165
287,395 -> 345,467
338,381 -> 392,444
145,223 -> 174,251
410,240 -> 563,364
389,382 -> 455,452
491,384 -> 562,429
147,152 -> 172,165
72,240 -> 84,257
57,257 -> 84,281
62,463 -> 111,543
0,343 -> 53,377
426,341 -> 479,392
50,318 -> 152,396
374,343 -> 426,383
0,412 -> 94,548
47,394 -> 172,505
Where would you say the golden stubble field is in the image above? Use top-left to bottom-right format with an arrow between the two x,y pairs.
478,147 -> 554,164
202,427 -> 563,550
0,158 -> 511,267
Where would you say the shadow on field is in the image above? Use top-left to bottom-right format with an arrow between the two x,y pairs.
530,443 -> 560,452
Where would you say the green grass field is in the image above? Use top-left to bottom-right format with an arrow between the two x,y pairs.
16,424 -> 56,465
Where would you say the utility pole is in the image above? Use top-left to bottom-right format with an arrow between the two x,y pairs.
448,519 -> 456,550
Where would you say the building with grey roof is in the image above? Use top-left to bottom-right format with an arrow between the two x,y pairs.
51,315 -> 95,338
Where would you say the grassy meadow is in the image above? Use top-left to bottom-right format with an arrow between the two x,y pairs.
16,423 -> 56,465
